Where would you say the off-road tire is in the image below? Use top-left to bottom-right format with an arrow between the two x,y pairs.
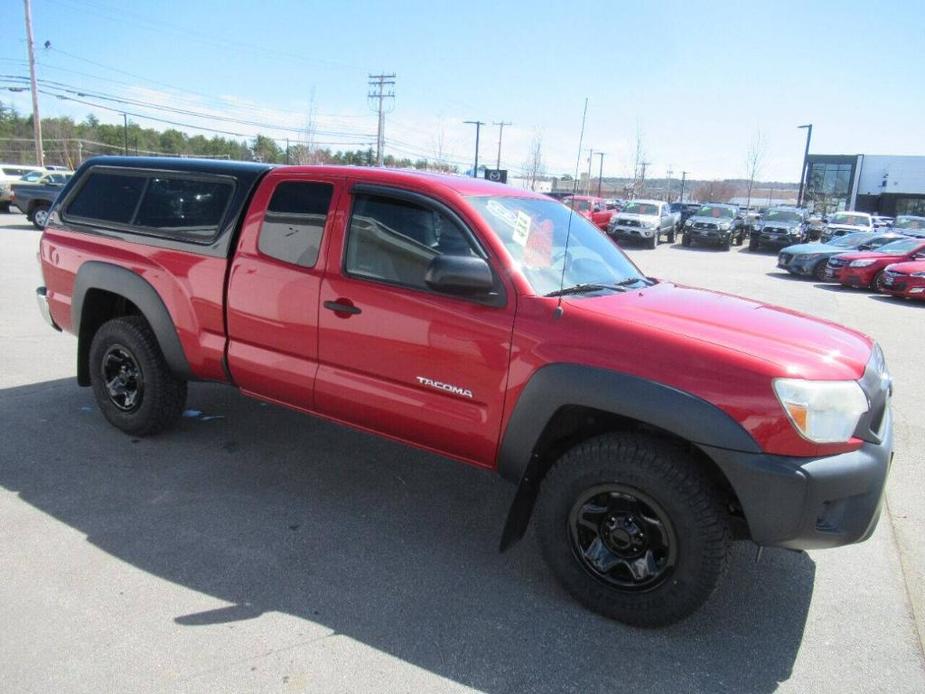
748,237 -> 759,252
89,316 -> 187,436
535,433 -> 730,627
668,228 -> 676,244
648,233 -> 658,249
681,234 -> 691,247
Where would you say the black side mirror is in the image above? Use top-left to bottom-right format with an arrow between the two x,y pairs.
425,255 -> 495,296
858,244 -> 871,251
593,205 -> 602,213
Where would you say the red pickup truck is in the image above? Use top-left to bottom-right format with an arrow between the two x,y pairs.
562,194 -> 615,231
37,157 -> 893,627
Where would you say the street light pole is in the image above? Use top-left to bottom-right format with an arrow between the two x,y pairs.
679,171 -> 688,202
596,152 -> 605,197
493,120 -> 511,170
797,124 -> 813,207
123,113 -> 128,155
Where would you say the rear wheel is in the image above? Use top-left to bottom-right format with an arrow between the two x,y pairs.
748,237 -> 759,252
89,316 -> 187,436
535,433 -> 730,627
31,203 -> 50,229
681,234 -> 691,247
648,233 -> 658,249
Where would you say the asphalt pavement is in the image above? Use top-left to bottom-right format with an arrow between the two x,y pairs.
1,213 -> 923,693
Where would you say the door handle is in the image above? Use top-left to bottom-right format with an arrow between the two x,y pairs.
323,299 -> 362,315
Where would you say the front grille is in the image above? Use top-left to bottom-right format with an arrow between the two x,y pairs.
694,222 -> 717,230
620,219 -> 640,227
779,253 -> 793,264
828,257 -> 848,268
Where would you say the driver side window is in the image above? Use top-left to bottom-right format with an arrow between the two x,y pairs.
344,193 -> 477,290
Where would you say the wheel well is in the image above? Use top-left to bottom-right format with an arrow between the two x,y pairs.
76,289 -> 142,386
531,405 -> 748,537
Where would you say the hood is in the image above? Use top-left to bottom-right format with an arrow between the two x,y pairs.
688,215 -> 733,225
834,250 -> 905,262
569,282 -> 871,380
782,241 -> 836,254
885,260 -> 925,274
827,223 -> 868,232
759,220 -> 801,230
616,212 -> 658,222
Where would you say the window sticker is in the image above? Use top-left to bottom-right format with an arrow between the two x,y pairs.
485,199 -> 518,228
513,210 -> 532,247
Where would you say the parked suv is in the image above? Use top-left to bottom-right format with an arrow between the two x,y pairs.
749,206 -> 807,251
36,157 -> 893,627
821,211 -> 874,242
607,199 -> 677,248
681,203 -> 745,249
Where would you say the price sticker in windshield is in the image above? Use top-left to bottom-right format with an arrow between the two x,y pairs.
513,211 -> 532,247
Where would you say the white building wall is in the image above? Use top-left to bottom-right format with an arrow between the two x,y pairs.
857,155 -> 925,196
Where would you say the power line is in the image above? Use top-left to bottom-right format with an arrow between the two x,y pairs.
368,73 -> 395,167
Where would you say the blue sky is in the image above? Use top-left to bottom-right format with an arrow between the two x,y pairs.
2,0 -> 924,180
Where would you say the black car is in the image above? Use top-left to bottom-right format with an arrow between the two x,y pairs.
681,203 -> 746,249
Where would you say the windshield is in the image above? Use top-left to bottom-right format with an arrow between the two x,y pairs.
468,196 -> 646,296
830,213 -> 869,226
622,202 -> 659,216
764,210 -> 802,223
565,198 -> 593,212
828,232 -> 871,248
695,205 -> 735,219
875,239 -> 923,254
895,216 -> 925,230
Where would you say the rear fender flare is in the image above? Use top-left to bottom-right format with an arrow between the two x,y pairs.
72,261 -> 192,385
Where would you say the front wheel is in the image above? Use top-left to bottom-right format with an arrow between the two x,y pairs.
871,270 -> 886,291
748,237 -> 759,252
536,433 -> 730,627
668,227 -> 677,244
681,234 -> 691,247
813,260 -> 828,281
89,316 -> 187,436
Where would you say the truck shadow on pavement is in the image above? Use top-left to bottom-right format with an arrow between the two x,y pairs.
0,379 -> 815,694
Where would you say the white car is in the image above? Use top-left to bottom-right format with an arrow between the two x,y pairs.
0,164 -> 46,212
821,211 -> 874,241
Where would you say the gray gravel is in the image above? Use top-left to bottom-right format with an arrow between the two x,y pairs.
0,213 -> 922,692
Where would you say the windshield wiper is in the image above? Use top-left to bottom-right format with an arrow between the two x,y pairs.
544,277 -> 649,298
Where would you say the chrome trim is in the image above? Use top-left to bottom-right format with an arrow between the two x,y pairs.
36,287 -> 61,331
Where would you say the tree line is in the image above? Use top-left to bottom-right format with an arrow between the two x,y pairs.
0,102 -> 457,172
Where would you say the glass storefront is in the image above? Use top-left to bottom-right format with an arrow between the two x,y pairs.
895,197 -> 925,216
804,159 -> 856,214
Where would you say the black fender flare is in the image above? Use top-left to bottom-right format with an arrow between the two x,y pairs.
72,261 -> 192,385
497,364 -> 760,551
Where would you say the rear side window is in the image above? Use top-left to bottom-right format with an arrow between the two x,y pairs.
258,181 -> 333,267
345,193 -> 477,290
134,177 -> 233,240
64,169 -> 234,241
66,172 -> 146,225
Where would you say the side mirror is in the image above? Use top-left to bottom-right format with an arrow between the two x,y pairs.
858,244 -> 871,251
425,255 -> 495,296
821,217 -> 829,224
592,205 -> 602,213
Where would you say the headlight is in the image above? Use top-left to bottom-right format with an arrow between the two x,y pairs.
773,379 -> 869,443
912,271 -> 925,278
684,220 -> 692,227
643,221 -> 658,229
718,222 -> 732,231
850,259 -> 876,267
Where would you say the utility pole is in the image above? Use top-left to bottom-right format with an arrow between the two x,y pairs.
666,168 -> 673,201
23,0 -> 44,166
123,113 -> 128,155
639,161 -> 651,196
797,124 -> 813,207
368,73 -> 396,167
285,137 -> 290,164
492,121 -> 511,170
585,148 -> 594,195
464,120 -> 485,177
679,171 -> 688,202
595,152 -> 605,197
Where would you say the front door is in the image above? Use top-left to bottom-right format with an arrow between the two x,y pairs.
315,186 -> 516,466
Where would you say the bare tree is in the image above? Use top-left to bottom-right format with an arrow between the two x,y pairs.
523,134 -> 546,191
632,123 -> 646,197
744,129 -> 766,212
430,119 -> 451,172
296,89 -> 318,165
693,180 -> 738,203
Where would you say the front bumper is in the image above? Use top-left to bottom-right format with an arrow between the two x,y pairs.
881,274 -> 925,299
686,228 -> 730,243
36,287 -> 61,331
840,268 -> 875,288
756,231 -> 802,248
701,411 -> 892,550
779,254 -> 826,275
609,225 -> 655,240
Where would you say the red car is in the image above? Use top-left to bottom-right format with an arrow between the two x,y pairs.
833,237 -> 925,290
562,194 -> 614,231
880,259 -> 925,300
37,157 -> 892,627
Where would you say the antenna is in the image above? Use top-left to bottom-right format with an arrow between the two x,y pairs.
555,97 -> 589,317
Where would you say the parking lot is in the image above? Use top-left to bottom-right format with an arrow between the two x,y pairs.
1,210 -> 923,692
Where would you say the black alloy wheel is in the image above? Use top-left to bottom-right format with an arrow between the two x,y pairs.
568,484 -> 677,592
101,344 -> 144,412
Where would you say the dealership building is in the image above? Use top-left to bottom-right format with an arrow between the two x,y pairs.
804,154 -> 925,217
